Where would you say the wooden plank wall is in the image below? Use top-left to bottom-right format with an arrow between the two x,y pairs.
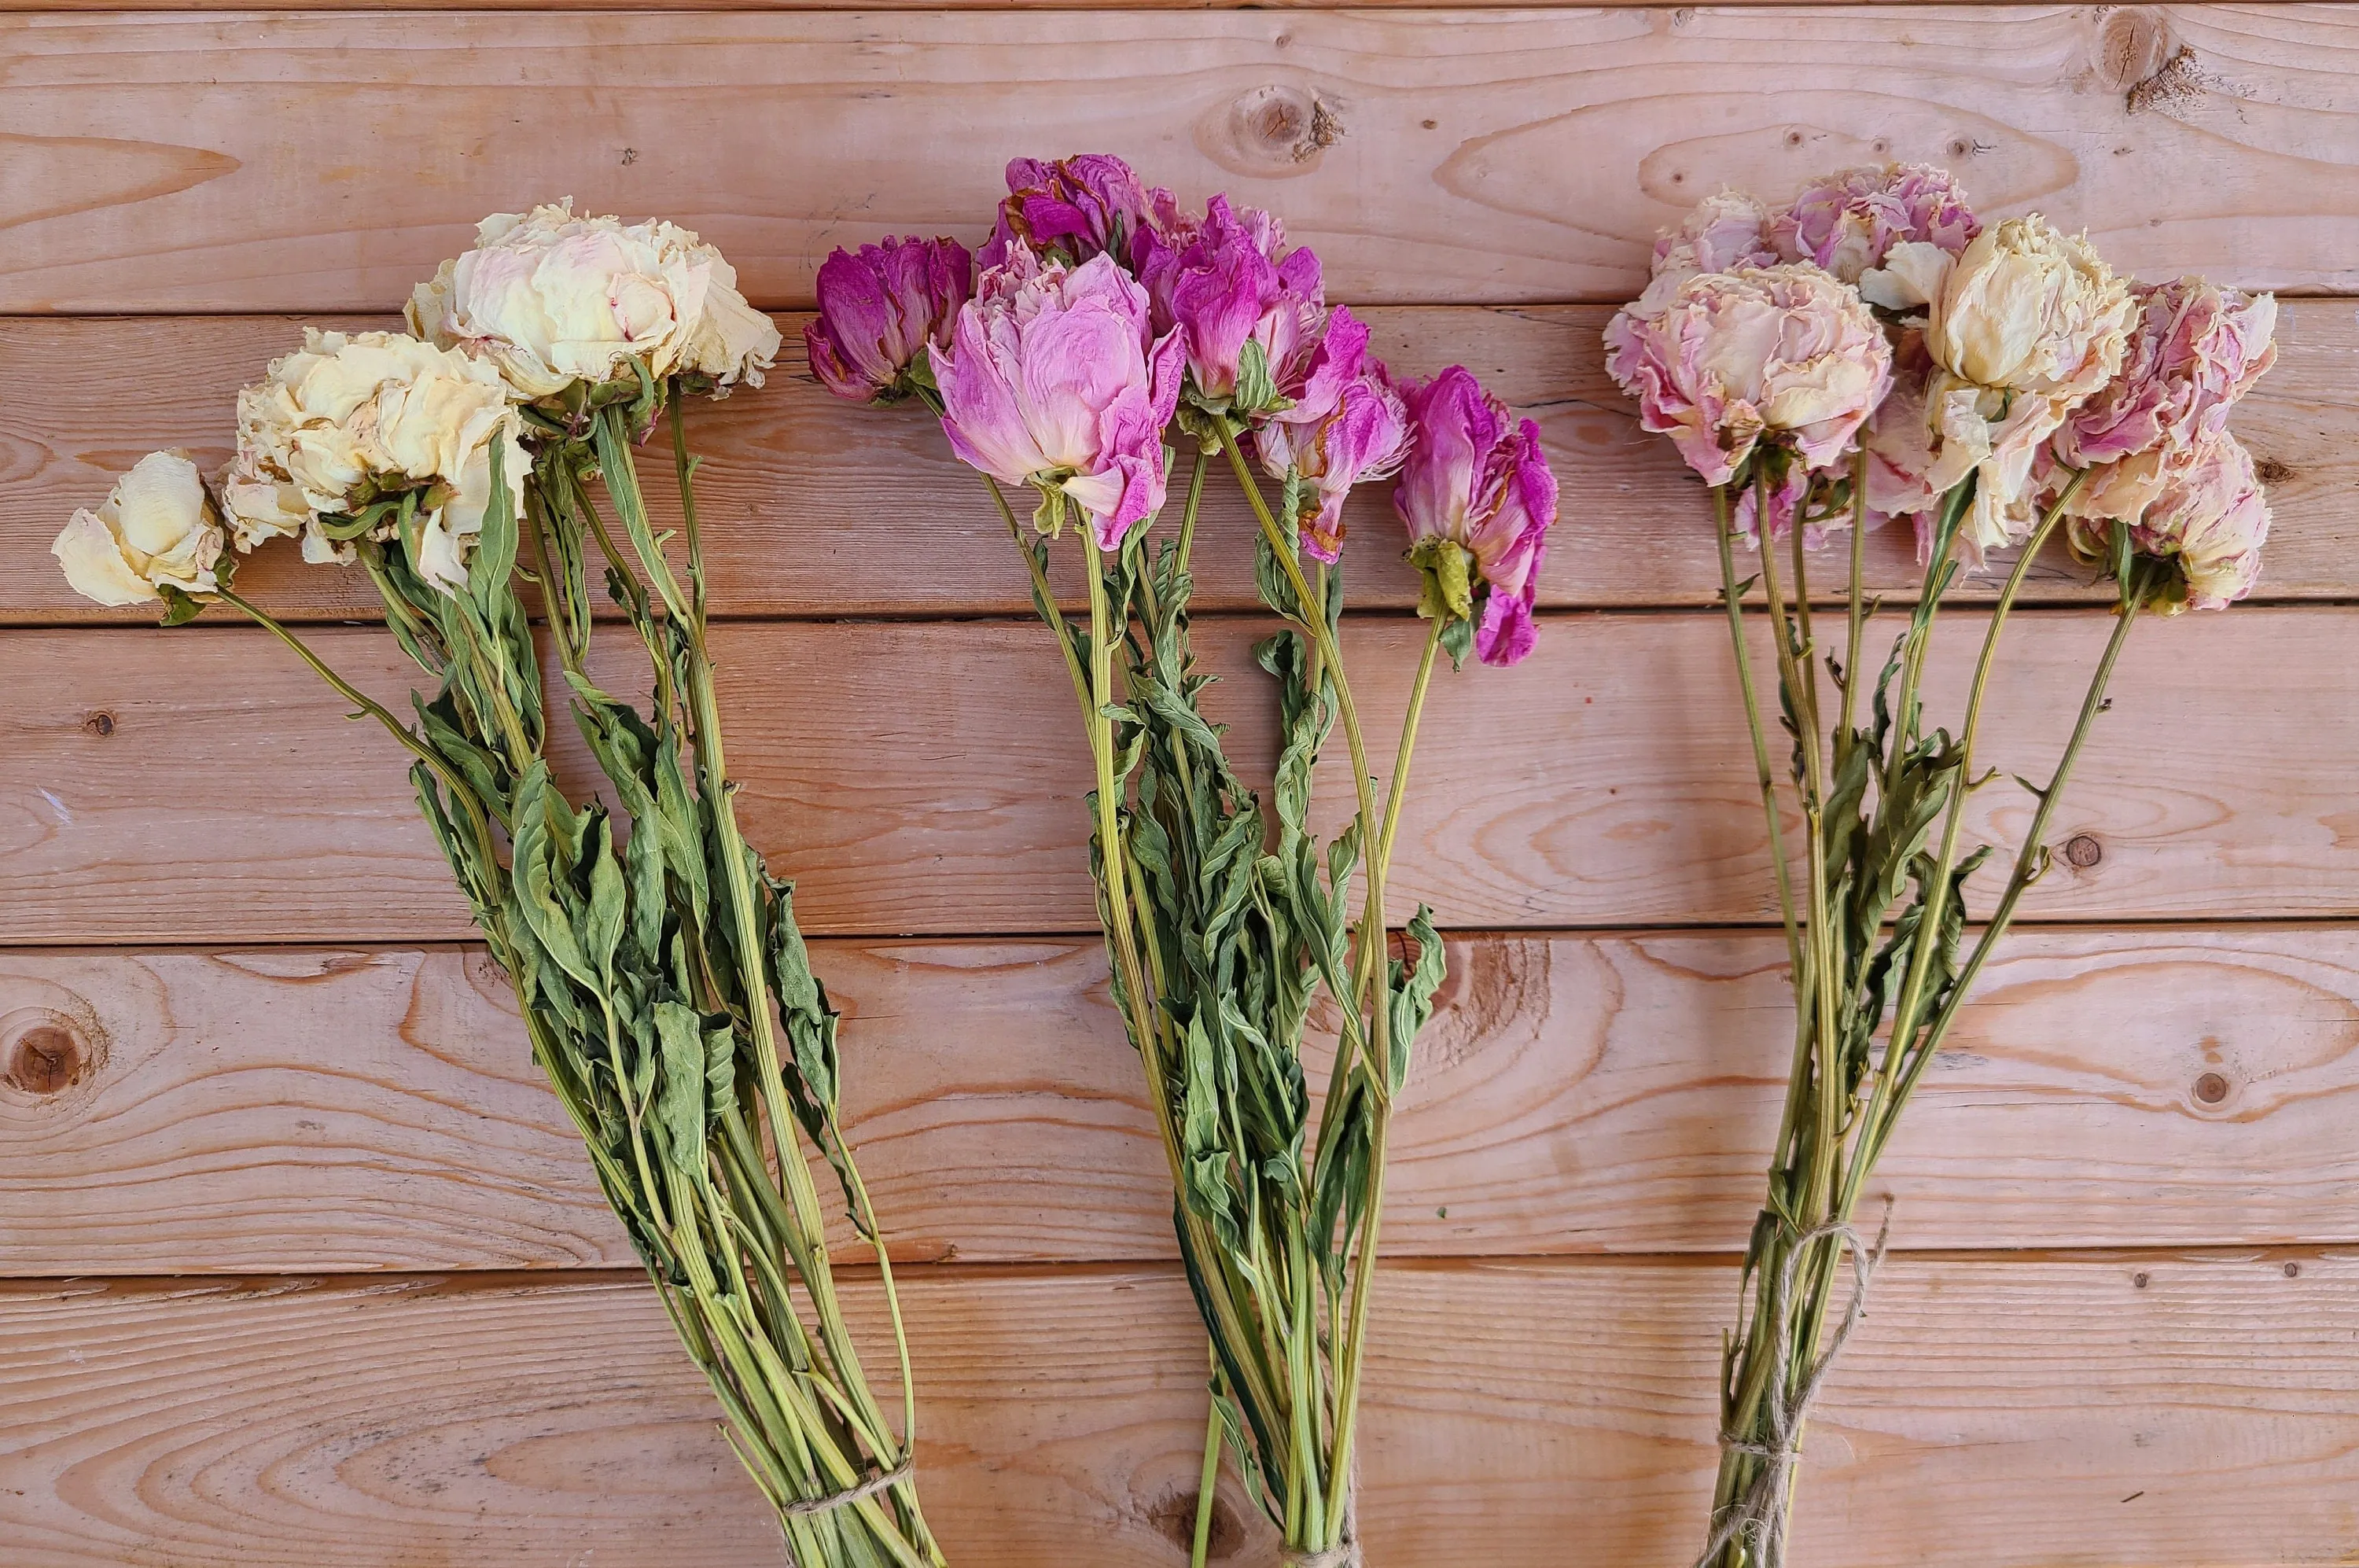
4,7 -> 2357,1565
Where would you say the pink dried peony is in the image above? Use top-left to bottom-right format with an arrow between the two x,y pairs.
2052,278 -> 2278,469
933,243 -> 1184,550
1393,366 -> 1558,666
1604,263 -> 1893,494
804,236 -> 973,403
978,154 -> 1160,271
1861,327 -> 1945,551
1623,190 -> 1779,322
2063,428 -> 2270,611
1255,366 -> 1408,563
1772,164 -> 1980,285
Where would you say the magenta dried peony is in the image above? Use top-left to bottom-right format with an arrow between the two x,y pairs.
1772,164 -> 1980,285
2063,427 -> 2270,611
2052,277 -> 2278,469
1393,366 -> 1558,667
1604,263 -> 1893,494
1129,193 -> 1329,412
1255,365 -> 1408,563
979,154 -> 1159,271
804,236 -> 973,403
933,242 -> 1184,550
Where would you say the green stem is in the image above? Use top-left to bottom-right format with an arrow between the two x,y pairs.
1191,1364 -> 1224,1568
1713,491 -> 1802,972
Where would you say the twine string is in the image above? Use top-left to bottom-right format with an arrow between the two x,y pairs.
778,1456 -> 916,1564
1691,1204 -> 1893,1568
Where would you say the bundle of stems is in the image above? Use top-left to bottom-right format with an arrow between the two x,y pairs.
197,378 -> 942,1567
983,433 -> 1448,1567
1698,458 -> 2161,1567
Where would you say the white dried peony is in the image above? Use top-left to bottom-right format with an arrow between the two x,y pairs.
1862,216 -> 2135,560
407,200 -> 781,399
223,328 -> 527,592
53,450 -> 225,607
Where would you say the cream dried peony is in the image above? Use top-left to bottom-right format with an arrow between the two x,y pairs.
2063,427 -> 2270,611
53,450 -> 225,607
223,328 -> 528,591
407,200 -> 781,399
1862,217 -> 2135,559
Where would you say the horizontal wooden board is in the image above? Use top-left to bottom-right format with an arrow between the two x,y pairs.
7,929 -> 2359,1275
5,606 -> 2353,944
6,8 -> 2359,313
5,300 -> 2350,625
6,1253 -> 2357,1566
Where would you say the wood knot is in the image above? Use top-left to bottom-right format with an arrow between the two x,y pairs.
2252,455 -> 2295,488
80,709 -> 116,738
1202,83 -> 1342,178
2063,834 -> 2103,869
2192,1070 -> 2230,1106
2092,7 -> 2177,94
3,1011 -> 99,1097
1148,1485 -> 1246,1559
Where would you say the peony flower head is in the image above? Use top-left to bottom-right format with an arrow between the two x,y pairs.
2052,278 -> 2278,469
933,243 -> 1185,550
804,236 -> 973,404
1860,216 -> 2135,559
223,327 -> 528,592
53,450 -> 225,608
1255,365 -> 1409,563
1623,190 -> 1779,321
2063,428 -> 2269,612
1603,263 -> 1893,496
1772,163 -> 1980,285
1128,193 -> 1330,415
408,200 -> 780,402
1864,217 -> 2130,398
978,154 -> 1160,272
1393,366 -> 1558,667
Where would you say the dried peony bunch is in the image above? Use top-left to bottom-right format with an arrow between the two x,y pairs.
811,153 -> 1563,1568
1607,163 -> 2278,606
1610,165 -> 2284,1568
53,206 -> 943,1568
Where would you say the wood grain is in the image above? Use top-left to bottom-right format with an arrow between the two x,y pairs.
6,606 -> 2353,944
6,1253 -> 2357,1566
8,929 -> 2359,1275
7,9 -> 2359,313
5,301 -> 2350,626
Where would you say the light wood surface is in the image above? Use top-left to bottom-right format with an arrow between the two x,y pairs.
6,1253 -> 2357,1567
10,6 -> 2356,1562
7,9 -> 2359,314
5,607 -> 2349,944
6,301 -> 2353,626
6,929 -> 2359,1275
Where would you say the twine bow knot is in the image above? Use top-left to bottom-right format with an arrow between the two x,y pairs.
1691,1205 -> 1893,1568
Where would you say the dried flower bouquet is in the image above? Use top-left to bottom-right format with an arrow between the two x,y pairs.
55,204 -> 944,1568
809,154 -> 1559,1567
1604,165 -> 2277,1568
